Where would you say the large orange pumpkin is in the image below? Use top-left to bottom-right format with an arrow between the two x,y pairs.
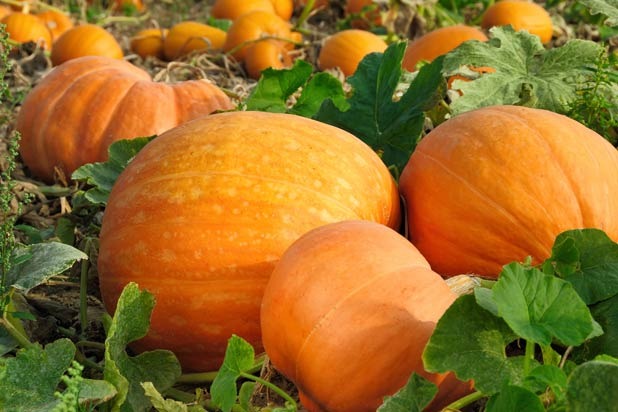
318,29 -> 387,76
50,24 -> 123,65
402,24 -> 488,72
16,56 -> 233,183
399,105 -> 618,278
261,220 -> 472,412
97,111 -> 401,372
481,0 -> 553,44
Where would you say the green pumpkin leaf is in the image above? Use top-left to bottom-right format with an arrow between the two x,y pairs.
71,136 -> 156,206
78,379 -> 118,407
523,365 -> 567,402
104,283 -> 182,412
377,373 -> 438,412
0,338 -> 75,411
315,41 -> 446,176
7,243 -> 87,293
141,382 -> 205,412
543,229 -> 618,305
485,385 -> 545,412
578,0 -> 618,26
566,359 -> 618,410
423,294 -> 528,394
491,263 -> 600,346
573,294 -> 618,361
238,381 -> 255,412
444,26 -> 602,115
210,335 -> 256,412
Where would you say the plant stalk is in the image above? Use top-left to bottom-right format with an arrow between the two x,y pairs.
240,372 -> 298,410
442,390 -> 485,411
523,339 -> 536,375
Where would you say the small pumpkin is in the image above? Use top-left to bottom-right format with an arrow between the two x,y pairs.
223,10 -> 294,62
50,24 -> 123,66
35,10 -> 74,42
130,27 -> 168,60
270,0 -> 294,20
261,220 -> 472,412
162,21 -> 226,60
399,105 -> 618,278
0,5 -> 12,19
345,0 -> 382,29
210,0 -> 276,20
481,0 -> 553,44
244,39 -> 293,79
97,111 -> 401,372
1,12 -> 52,50
402,24 -> 488,72
318,29 -> 387,76
112,0 -> 145,12
16,56 -> 234,183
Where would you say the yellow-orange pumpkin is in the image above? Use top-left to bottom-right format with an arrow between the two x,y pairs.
130,27 -> 168,60
210,0 -> 275,20
345,0 -> 382,29
481,0 -> 553,44
50,24 -> 123,65
16,56 -> 234,183
261,220 -> 472,412
402,25 -> 488,72
399,105 -> 618,278
162,21 -> 227,60
318,29 -> 387,76
244,39 -> 293,79
97,111 -> 401,372
2,12 -> 52,50
36,10 -> 74,42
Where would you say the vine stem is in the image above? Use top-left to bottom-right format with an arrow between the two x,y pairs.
79,239 -> 94,339
294,0 -> 315,29
240,371 -> 298,410
176,353 -> 267,384
442,390 -> 485,411
0,314 -> 33,348
524,339 -> 536,375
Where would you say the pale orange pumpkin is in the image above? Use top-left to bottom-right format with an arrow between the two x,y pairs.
50,24 -> 123,65
481,0 -> 553,44
399,105 -> 618,278
35,10 -> 74,42
130,27 -> 168,60
2,12 -> 52,50
16,56 -> 234,183
210,0 -> 276,20
162,21 -> 226,60
402,25 -> 488,72
97,111 -> 401,372
244,39 -> 293,79
0,5 -> 12,19
261,220 -> 472,412
318,29 -> 387,76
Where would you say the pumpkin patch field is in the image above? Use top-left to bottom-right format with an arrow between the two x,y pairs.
1,1 -> 617,411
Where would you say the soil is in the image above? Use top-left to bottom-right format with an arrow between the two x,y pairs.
0,0 -> 615,411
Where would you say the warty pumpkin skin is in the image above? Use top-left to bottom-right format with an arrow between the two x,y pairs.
261,220 -> 472,412
399,105 -> 618,278
16,56 -> 234,183
97,111 -> 401,372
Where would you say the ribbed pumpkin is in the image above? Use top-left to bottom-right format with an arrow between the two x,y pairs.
130,27 -> 168,59
318,29 -> 387,76
481,0 -> 553,44
2,12 -> 52,50
50,24 -> 123,65
36,10 -> 74,42
261,220 -> 472,412
97,111 -> 401,372
402,24 -> 488,71
16,56 -> 234,183
162,21 -> 227,60
399,105 -> 618,278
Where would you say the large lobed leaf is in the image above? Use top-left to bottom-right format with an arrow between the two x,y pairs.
578,0 -> 618,26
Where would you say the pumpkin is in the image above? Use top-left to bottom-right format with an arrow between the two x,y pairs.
318,29 -> 387,76
210,0 -> 276,20
481,0 -> 553,44
16,56 -> 233,183
130,27 -> 168,60
97,111 -> 401,372
112,0 -> 145,12
35,10 -> 74,42
402,24 -> 488,72
399,105 -> 618,278
270,0 -> 294,20
1,12 -> 52,50
223,10 -> 294,62
0,5 -> 12,19
162,21 -> 226,60
244,39 -> 293,79
261,220 -> 472,412
50,24 -> 123,66
345,0 -> 382,29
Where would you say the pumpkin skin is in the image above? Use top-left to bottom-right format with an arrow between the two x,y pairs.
162,21 -> 226,60
16,56 -> 233,183
211,0 -> 275,20
50,24 -> 123,65
345,0 -> 382,29
261,220 -> 472,412
130,28 -> 168,60
244,39 -> 293,79
1,12 -> 52,50
399,105 -> 618,278
402,25 -> 488,72
36,10 -> 74,42
481,0 -> 553,44
97,111 -> 401,372
318,29 -> 387,76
